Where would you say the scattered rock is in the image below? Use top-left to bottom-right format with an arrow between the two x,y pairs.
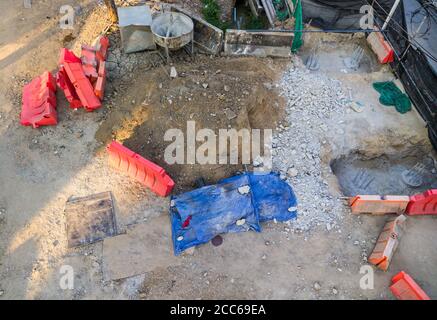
287,167 -> 298,178
225,108 -> 237,120
313,282 -> 321,291
238,185 -> 250,195
332,287 -> 338,295
274,62 -> 349,231
184,246 -> 196,255
236,219 -> 246,226
211,235 -> 223,247
253,155 -> 263,167
170,67 -> 178,78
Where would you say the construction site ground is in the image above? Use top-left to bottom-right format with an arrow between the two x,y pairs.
0,1 -> 436,299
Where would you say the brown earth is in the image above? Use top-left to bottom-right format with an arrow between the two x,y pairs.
0,0 -> 436,301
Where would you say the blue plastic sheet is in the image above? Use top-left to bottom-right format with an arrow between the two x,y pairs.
170,172 -> 298,255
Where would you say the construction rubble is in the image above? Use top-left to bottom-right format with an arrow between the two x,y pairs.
1,0 -> 436,301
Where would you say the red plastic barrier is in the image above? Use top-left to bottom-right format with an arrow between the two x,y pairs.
21,71 -> 57,128
367,30 -> 394,64
56,68 -> 83,109
94,61 -> 107,101
81,46 -> 98,82
59,48 -> 81,66
406,190 -> 437,215
390,271 -> 430,300
96,36 -> 109,62
107,141 -> 175,197
63,62 -> 101,111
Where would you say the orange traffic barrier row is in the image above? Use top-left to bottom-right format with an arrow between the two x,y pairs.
368,215 -> 406,271
107,141 -> 175,197
390,271 -> 430,300
348,195 -> 410,215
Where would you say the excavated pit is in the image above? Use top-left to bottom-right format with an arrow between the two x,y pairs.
331,146 -> 437,196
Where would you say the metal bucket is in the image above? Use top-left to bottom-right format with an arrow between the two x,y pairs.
151,12 -> 194,50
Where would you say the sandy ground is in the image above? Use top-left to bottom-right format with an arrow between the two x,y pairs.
0,1 -> 436,300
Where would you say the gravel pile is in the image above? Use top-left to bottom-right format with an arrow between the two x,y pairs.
273,61 -> 350,231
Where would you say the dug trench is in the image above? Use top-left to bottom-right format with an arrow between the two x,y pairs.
95,53 -> 287,192
330,144 -> 437,197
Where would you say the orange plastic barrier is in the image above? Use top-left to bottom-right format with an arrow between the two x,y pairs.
349,195 -> 410,215
390,271 -> 430,300
21,71 -> 57,128
63,62 -> 101,111
107,141 -> 175,197
367,30 -> 394,64
368,215 -> 406,271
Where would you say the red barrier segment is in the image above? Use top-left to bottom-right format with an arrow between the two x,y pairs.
81,46 -> 98,82
390,271 -> 430,300
368,215 -> 406,271
94,61 -> 107,101
367,29 -> 394,64
59,48 -> 81,66
107,141 -> 175,197
349,195 -> 410,215
406,189 -> 437,215
63,62 -> 101,112
56,68 -> 83,109
21,71 -> 57,128
96,36 -> 109,62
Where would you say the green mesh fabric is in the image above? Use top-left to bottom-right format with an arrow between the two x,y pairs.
373,81 -> 412,114
273,0 -> 289,21
291,0 -> 303,52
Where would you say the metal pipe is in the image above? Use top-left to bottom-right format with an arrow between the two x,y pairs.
382,0 -> 401,31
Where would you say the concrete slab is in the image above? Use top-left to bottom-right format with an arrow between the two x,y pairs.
224,30 -> 294,58
102,214 -> 180,281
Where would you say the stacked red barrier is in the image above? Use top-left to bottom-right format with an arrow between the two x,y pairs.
21,37 -> 110,128
56,36 -> 109,111
21,71 -> 57,128
107,141 -> 175,197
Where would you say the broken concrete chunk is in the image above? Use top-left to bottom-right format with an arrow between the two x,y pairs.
225,108 -> 237,120
65,191 -> 117,248
102,215 -> 180,281
224,30 -> 294,58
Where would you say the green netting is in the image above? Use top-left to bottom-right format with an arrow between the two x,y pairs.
271,0 -> 302,52
273,0 -> 289,21
373,81 -> 412,114
291,0 -> 303,52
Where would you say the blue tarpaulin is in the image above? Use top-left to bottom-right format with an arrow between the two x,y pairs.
170,172 -> 298,255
